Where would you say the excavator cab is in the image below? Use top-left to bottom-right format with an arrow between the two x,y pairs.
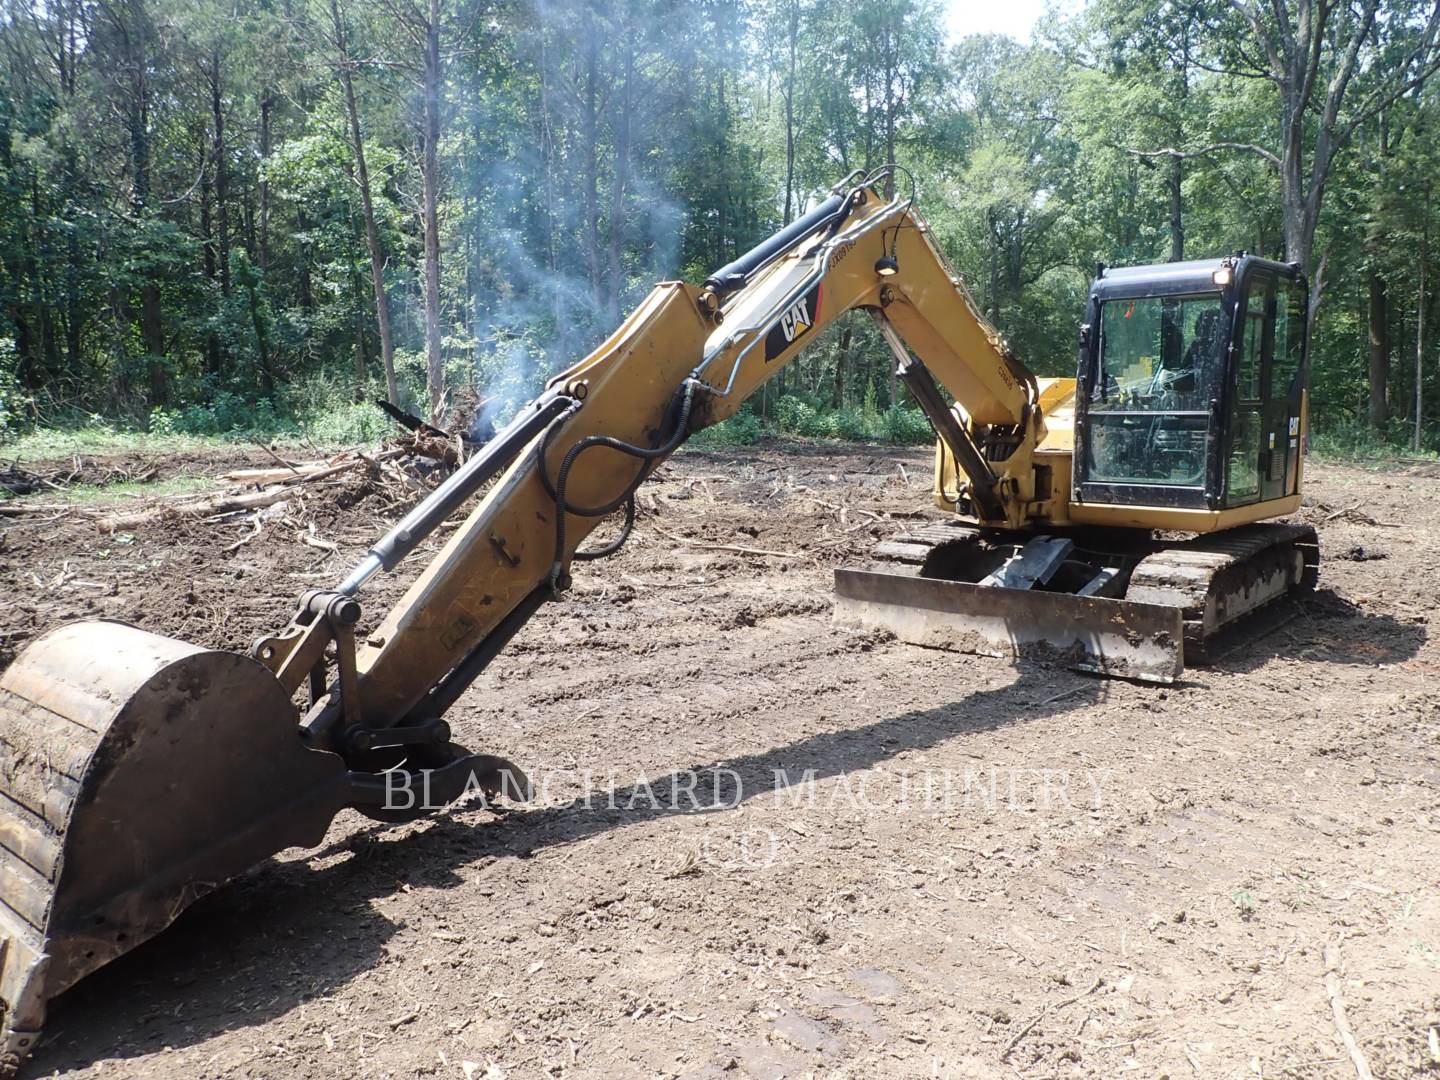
1074,255 -> 1308,514
837,252 -> 1316,685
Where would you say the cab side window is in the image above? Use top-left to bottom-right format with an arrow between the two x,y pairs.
1271,282 -> 1306,398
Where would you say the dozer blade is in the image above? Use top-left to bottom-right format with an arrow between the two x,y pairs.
833,567 -> 1185,683
0,621 -> 352,1065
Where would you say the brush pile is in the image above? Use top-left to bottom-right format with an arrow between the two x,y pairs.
0,458 -> 160,497
0,398 -> 498,535
0,428 -> 480,533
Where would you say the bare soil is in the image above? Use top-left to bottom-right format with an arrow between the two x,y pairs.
0,442 -> 1436,1080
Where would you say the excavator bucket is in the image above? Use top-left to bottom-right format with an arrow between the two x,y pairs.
833,567 -> 1185,683
0,621 -> 351,1062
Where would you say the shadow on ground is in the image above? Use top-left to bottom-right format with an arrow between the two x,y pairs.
1208,588 -> 1426,672
35,590 -> 1415,1074
32,668 -> 1103,1075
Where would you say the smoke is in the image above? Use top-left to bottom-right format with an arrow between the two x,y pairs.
463,2 -> 701,436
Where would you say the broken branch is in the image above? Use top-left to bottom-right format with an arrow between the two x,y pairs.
649,524 -> 807,561
1000,977 -> 1103,1061
1324,942 -> 1375,1080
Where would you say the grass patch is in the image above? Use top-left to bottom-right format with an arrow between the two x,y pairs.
43,474 -> 219,506
0,472 -> 219,507
0,428 -> 316,464
1309,419 -> 1439,468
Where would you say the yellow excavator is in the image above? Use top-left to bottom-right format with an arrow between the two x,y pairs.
0,167 -> 1316,1064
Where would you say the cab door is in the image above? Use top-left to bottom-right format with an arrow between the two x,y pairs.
1076,292 -> 1227,509
1223,269 -> 1307,507
1262,278 -> 1307,500
1223,273 -> 1268,506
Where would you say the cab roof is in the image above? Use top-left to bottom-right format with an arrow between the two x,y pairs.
1090,254 -> 1302,301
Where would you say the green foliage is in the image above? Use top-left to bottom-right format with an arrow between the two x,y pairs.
1311,418 -> 1440,465
299,401 -> 393,446
0,427 -> 300,462
770,393 -> 932,444
882,404 -> 933,444
773,395 -> 820,436
1230,887 -> 1258,921
0,340 -> 29,436
0,0 -> 1435,457
690,408 -> 764,446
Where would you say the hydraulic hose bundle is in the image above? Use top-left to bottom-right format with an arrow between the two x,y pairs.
539,379 -> 699,592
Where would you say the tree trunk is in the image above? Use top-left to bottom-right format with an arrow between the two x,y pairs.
353,268 -> 369,395
1417,187 -> 1430,452
199,121 -> 222,374
297,206 -> 315,313
782,0 -> 798,224
210,51 -> 230,296
141,285 -> 164,399
1368,271 -> 1389,429
882,25 -> 897,201
259,87 -> 271,271
119,2 -> 164,375
64,224 -> 82,370
713,67 -> 729,268
605,40 -> 633,324
330,0 -> 397,404
581,20 -> 602,302
834,323 -> 852,409
987,210 -> 1001,324
539,43 -> 562,329
1167,154 -> 1184,261
421,0 -> 445,424
246,276 -> 273,395
241,180 -> 256,258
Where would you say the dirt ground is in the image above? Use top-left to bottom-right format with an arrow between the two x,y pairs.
0,440 -> 1436,1080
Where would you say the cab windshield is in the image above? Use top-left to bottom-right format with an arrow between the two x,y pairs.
1086,292 -> 1225,487
1092,293 -> 1223,410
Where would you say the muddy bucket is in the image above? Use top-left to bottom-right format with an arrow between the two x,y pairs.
0,621 -> 350,1065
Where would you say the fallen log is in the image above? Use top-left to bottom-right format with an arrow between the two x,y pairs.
219,463 -> 329,484
0,501 -> 73,517
375,398 -> 451,439
96,486 -> 294,532
294,448 -> 405,483
97,448 -> 410,531
218,448 -> 405,487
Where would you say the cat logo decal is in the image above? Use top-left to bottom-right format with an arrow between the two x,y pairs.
764,284 -> 822,362
778,296 -> 812,342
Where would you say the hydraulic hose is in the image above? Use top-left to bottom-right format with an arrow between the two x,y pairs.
337,388 -> 577,595
539,380 -> 698,592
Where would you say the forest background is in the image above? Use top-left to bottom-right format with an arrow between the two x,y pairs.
3,0 -> 1439,455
